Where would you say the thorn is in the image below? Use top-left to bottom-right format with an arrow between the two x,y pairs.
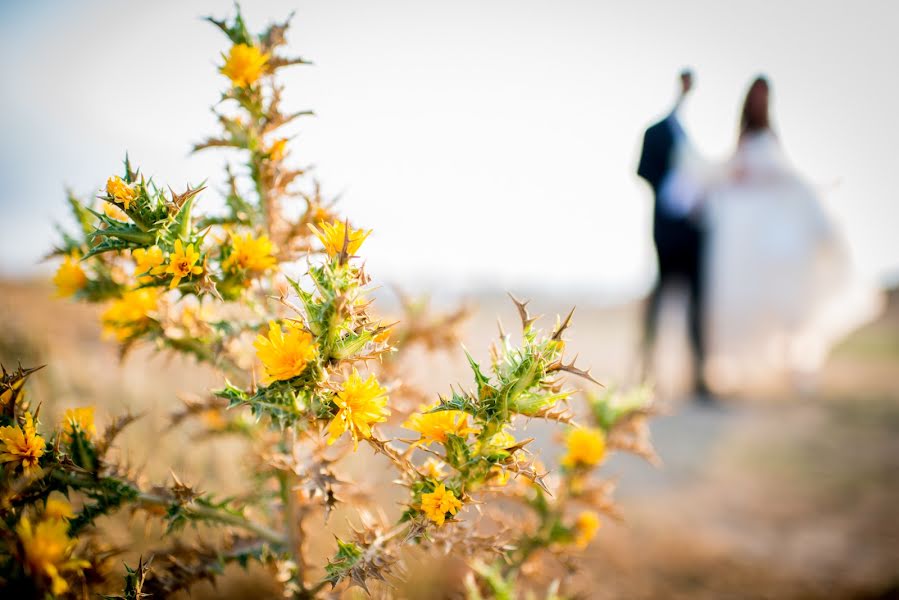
552,306 -> 576,341
507,292 -> 538,331
549,357 -> 604,387
338,217 -> 351,265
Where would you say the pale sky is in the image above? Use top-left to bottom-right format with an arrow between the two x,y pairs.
1,0 -> 897,301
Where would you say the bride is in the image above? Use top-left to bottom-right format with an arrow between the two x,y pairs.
703,76 -> 880,392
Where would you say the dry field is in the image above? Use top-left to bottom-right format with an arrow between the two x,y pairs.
1,279 -> 897,599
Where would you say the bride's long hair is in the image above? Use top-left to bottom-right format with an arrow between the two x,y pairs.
739,76 -> 771,141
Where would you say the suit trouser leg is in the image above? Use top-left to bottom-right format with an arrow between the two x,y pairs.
687,234 -> 707,392
642,271 -> 666,378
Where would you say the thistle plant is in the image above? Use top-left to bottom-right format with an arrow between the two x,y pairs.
2,7 -> 658,598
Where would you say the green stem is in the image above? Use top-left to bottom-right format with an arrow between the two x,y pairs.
135,491 -> 287,547
53,470 -> 287,548
283,427 -> 306,593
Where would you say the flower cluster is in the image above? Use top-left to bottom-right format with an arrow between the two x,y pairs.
23,6 -> 660,599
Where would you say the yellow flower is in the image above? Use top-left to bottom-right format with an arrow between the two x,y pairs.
222,232 -> 277,275
373,328 -> 391,344
308,220 -> 371,257
477,429 -> 518,458
420,457 -> 446,480
486,465 -> 511,487
100,288 -> 159,342
102,202 -> 128,222
201,409 -> 228,431
572,511 -> 601,549
62,407 -> 96,442
326,370 -> 389,449
0,412 -> 46,475
53,254 -> 87,298
43,492 -> 74,521
16,516 -> 88,595
105,176 -> 137,210
0,371 -> 28,406
268,138 -> 288,161
403,404 -> 478,446
153,240 -> 203,289
221,43 -> 269,87
253,321 -> 317,382
420,484 -> 463,526
560,427 -> 606,469
309,203 -> 334,226
132,245 -> 164,282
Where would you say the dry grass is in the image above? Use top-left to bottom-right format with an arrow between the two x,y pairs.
2,278 -> 897,599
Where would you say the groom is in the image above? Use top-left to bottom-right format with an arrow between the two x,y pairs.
637,69 -> 709,397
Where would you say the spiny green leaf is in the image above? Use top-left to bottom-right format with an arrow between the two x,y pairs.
89,223 -> 155,246
67,192 -> 97,235
81,237 -> 134,259
173,195 -> 196,242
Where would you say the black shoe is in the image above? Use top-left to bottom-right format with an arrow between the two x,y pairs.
693,381 -> 715,404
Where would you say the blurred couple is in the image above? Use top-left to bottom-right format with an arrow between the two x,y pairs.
638,70 -> 877,398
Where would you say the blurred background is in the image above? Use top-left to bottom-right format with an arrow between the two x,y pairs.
2,1 -> 898,598
2,0 -> 898,295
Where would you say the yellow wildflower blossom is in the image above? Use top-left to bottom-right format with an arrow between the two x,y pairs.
403,404 -> 478,446
62,406 -> 96,442
0,412 -> 46,475
420,457 -> 446,480
326,370 -> 389,449
310,203 -> 334,225
100,288 -> 159,342
43,492 -> 74,521
572,511 -> 601,549
53,254 -> 87,298
308,220 -> 371,257
477,429 -> 518,458
132,245 -> 164,282
268,138 -> 288,161
221,43 -> 269,87
102,202 -> 128,222
201,409 -> 228,431
254,321 -> 317,382
222,232 -> 277,275
0,371 -> 28,406
486,465 -> 511,487
152,240 -> 203,289
16,516 -> 88,595
560,427 -> 606,469
373,327 -> 391,344
105,176 -> 137,210
420,484 -> 463,526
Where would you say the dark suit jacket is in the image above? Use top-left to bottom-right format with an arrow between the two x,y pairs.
637,116 -> 676,234
637,116 -> 702,275
637,117 -> 675,194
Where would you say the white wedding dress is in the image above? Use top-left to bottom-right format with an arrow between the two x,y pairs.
703,130 -> 880,391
